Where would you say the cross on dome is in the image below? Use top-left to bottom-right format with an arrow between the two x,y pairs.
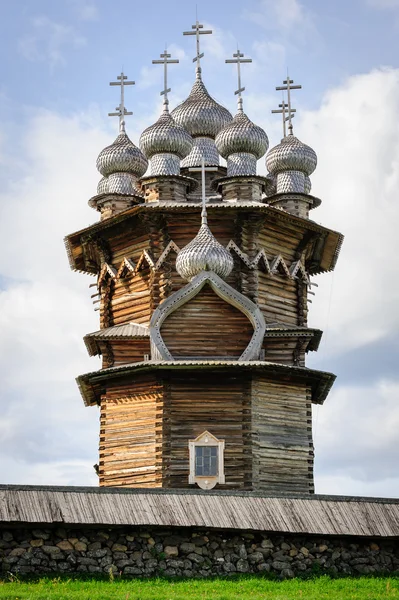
108,72 -> 135,133
152,49 -> 179,110
225,49 -> 252,112
275,74 -> 302,135
271,97 -> 297,138
189,158 -> 218,226
183,19 -> 212,77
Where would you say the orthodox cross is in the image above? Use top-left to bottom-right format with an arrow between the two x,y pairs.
275,75 -> 302,135
225,49 -> 252,112
152,49 -> 179,109
108,72 -> 135,132
189,158 -> 218,225
183,20 -> 212,75
271,98 -> 296,138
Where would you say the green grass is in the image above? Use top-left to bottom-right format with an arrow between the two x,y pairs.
0,575 -> 398,600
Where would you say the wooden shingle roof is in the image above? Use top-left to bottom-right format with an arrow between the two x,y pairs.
0,486 -> 398,538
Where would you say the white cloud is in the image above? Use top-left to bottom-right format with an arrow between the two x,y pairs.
18,16 -> 86,69
300,68 -> 399,359
313,380 -> 399,497
0,108 -> 109,485
244,0 -> 317,44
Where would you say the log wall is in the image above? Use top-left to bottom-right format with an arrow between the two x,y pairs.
251,376 -> 314,494
258,273 -> 299,327
164,373 -> 252,489
100,375 -> 164,488
105,339 -> 151,367
161,284 -> 254,359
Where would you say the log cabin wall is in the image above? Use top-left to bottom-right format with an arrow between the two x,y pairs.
163,373 -> 252,489
109,268 -> 151,326
258,274 -> 299,327
160,284 -> 254,359
99,374 -> 164,488
262,338 -> 299,366
103,339 -> 151,367
251,376 -> 314,494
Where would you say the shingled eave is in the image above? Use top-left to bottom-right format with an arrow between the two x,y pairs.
84,323 -> 150,357
266,325 -> 323,352
1,484 -> 399,537
64,202 -> 343,276
76,359 -> 336,408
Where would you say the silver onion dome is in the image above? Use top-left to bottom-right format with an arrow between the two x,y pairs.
266,134 -> 317,177
97,129 -> 148,178
140,109 -> 193,160
215,111 -> 268,160
171,76 -> 232,138
176,222 -> 234,281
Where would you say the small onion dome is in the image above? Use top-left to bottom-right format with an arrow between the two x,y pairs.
171,76 -> 232,138
139,109 -> 193,160
215,111 -> 268,160
266,134 -> 317,177
176,222 -> 234,281
97,130 -> 148,178
97,176 -> 109,195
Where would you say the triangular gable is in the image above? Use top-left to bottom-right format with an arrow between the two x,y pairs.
252,249 -> 271,274
98,263 -> 117,288
117,257 -> 136,279
135,250 -> 155,272
155,241 -> 181,270
191,430 -> 220,444
270,255 -> 291,277
290,260 -> 310,283
226,240 -> 253,268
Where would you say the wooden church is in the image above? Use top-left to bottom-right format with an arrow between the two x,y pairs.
65,21 -> 343,495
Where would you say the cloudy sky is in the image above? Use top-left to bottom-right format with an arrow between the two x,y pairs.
0,0 -> 398,497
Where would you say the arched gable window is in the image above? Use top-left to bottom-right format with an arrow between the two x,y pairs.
188,431 -> 225,490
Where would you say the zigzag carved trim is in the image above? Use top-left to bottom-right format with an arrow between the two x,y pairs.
98,240 -> 309,288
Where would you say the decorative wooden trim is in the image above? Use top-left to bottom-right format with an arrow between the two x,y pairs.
98,263 -> 117,289
150,271 -> 267,362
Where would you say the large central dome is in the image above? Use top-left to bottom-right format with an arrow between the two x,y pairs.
171,76 -> 232,138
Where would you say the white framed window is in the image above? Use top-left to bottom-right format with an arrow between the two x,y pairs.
188,431 -> 225,490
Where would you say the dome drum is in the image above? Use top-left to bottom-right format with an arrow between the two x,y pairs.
212,174 -> 267,203
276,171 -> 306,195
181,137 -> 220,168
149,153 -> 181,177
227,152 -> 257,177
108,172 -> 142,196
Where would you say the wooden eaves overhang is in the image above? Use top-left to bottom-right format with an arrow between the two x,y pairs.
1,484 -> 399,538
64,201 -> 344,276
76,360 -> 336,408
83,323 -> 323,357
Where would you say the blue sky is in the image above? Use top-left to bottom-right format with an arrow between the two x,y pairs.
1,0 -> 399,497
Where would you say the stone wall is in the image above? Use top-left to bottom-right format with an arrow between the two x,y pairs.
1,525 -> 398,579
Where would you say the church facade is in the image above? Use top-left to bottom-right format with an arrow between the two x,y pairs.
65,21 -> 343,495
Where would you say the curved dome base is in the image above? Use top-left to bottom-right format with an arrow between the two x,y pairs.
150,271 -> 266,362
